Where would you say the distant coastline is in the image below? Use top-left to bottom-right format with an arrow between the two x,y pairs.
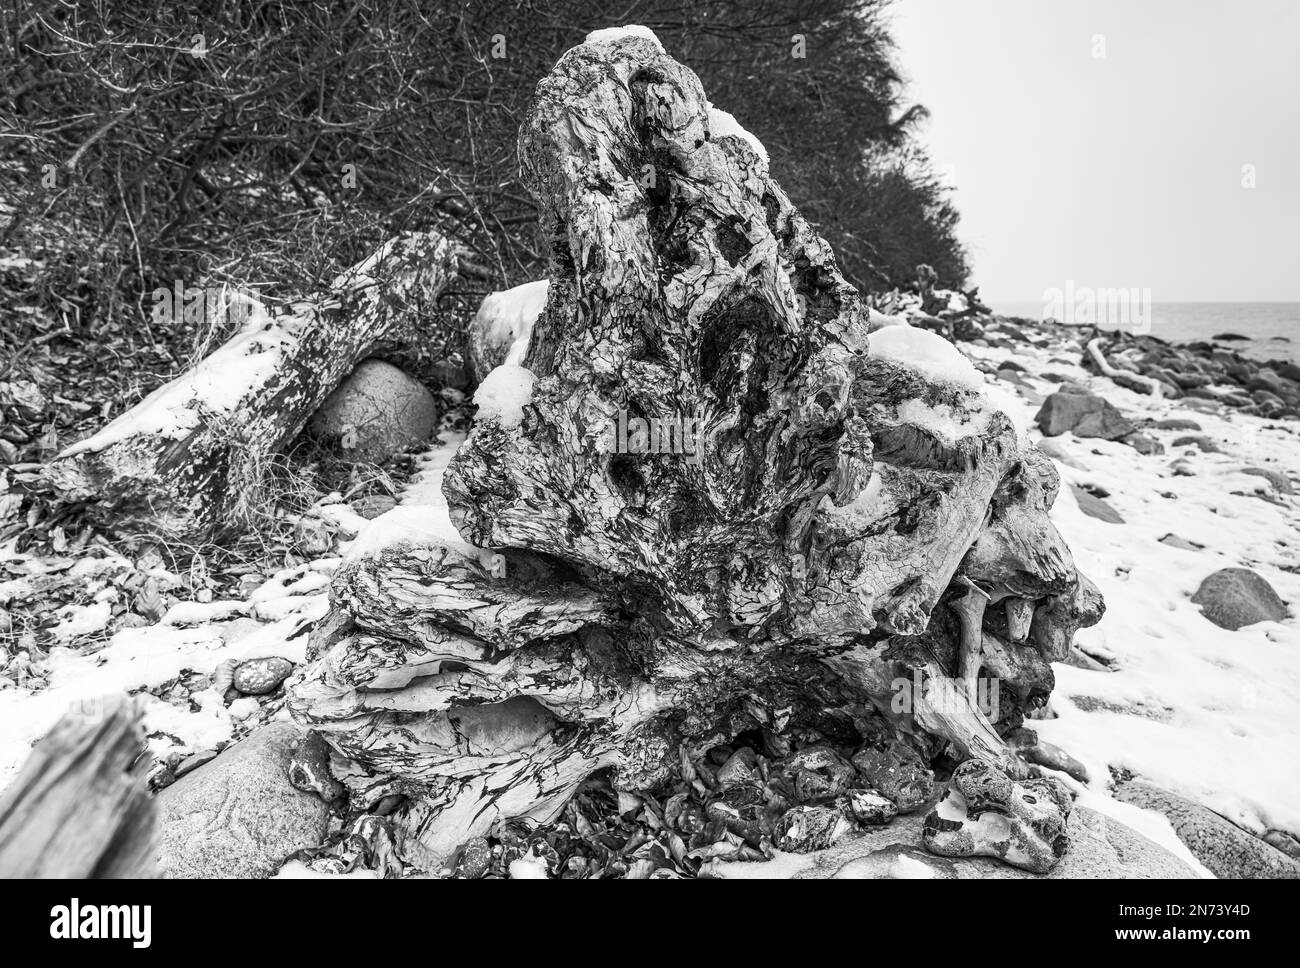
990,301 -> 1300,366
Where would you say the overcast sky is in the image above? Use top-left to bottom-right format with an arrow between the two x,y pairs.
888,0 -> 1300,302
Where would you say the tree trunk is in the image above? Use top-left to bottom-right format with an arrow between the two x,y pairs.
0,694 -> 157,878
43,232 -> 462,540
289,33 -> 1102,867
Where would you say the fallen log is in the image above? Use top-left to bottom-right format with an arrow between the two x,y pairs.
43,232 -> 463,539
289,28 -> 1102,868
0,694 -> 156,878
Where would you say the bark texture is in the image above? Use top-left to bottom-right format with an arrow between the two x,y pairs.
43,232 -> 461,539
0,694 -> 156,878
290,34 -> 1102,866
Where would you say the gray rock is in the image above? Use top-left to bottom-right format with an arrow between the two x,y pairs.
1263,829 -> 1300,861
716,746 -> 760,790
1159,533 -> 1202,552
287,730 -> 345,802
1172,434 -> 1220,453
1153,417 -> 1202,431
1121,432 -> 1164,456
1023,739 -> 1090,783
847,789 -> 899,826
779,746 -> 856,803
157,724 -> 331,878
1191,567 -> 1288,630
307,359 -> 437,462
718,806 -> 1199,879
851,739 -> 935,813
1239,466 -> 1294,494
452,837 -> 493,878
232,656 -> 294,695
774,804 -> 857,853
1172,373 -> 1213,390
1035,387 -> 1135,440
1070,484 -> 1125,524
351,493 -> 398,519
1114,780 -> 1300,879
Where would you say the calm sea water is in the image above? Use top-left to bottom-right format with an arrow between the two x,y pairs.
990,301 -> 1300,365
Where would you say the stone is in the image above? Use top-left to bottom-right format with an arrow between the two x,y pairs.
1172,435 -> 1220,453
351,494 -> 398,519
922,759 -> 1073,874
1120,432 -> 1163,456
1114,781 -> 1300,879
716,746 -> 761,791
452,837 -> 493,878
851,739 -> 935,813
779,746 -> 857,803
1023,739 -> 1089,783
1277,362 -> 1300,383
774,804 -> 857,853
1239,466 -> 1294,494
173,748 -> 219,779
1170,372 -> 1212,390
1153,417 -> 1202,431
1159,534 -> 1202,552
847,789 -> 898,825
1190,567 -> 1288,630
307,359 -> 437,462
232,656 -> 294,695
157,724 -> 331,878
287,730 -> 345,802
1035,387 -> 1135,440
1213,332 -> 1249,342
1263,829 -> 1300,861
1070,484 -> 1124,524
1247,369 -> 1286,395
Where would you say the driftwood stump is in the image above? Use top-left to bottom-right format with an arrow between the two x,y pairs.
0,694 -> 156,878
290,32 -> 1102,866
43,232 -> 462,539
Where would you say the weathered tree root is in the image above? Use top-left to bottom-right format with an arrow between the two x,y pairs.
289,31 -> 1102,869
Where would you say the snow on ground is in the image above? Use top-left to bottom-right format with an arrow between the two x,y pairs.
0,603 -> 320,787
340,430 -> 496,569
0,427 -> 485,792
966,337 -> 1300,840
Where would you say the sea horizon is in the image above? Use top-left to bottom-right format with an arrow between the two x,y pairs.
989,300 -> 1300,365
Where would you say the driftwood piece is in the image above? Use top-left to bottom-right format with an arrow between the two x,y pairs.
1086,336 -> 1163,397
43,232 -> 462,539
0,694 -> 157,878
290,31 -> 1102,865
